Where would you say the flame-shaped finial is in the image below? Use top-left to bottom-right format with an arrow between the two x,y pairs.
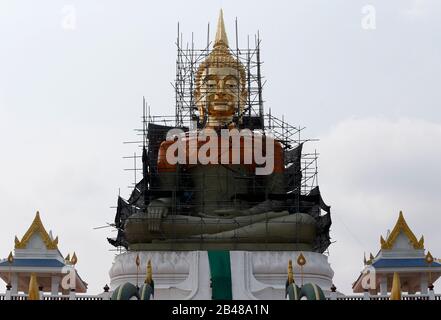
71,252 -> 78,265
297,253 -> 306,267
426,251 -> 434,264
7,251 -> 14,264
214,9 -> 229,48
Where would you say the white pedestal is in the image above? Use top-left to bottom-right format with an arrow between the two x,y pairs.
109,251 -> 334,300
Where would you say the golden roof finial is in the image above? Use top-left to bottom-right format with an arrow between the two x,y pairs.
288,259 -> 294,284
145,260 -> 153,284
214,9 -> 228,48
65,253 -> 70,262
390,272 -> 402,300
297,253 -> 306,267
135,254 -> 140,267
28,273 -> 40,300
14,236 -> 20,247
425,251 -> 434,264
7,251 -> 14,264
71,252 -> 78,265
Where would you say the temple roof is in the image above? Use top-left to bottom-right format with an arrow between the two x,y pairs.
14,211 -> 58,250
380,211 -> 424,250
0,258 -> 65,268
0,211 -> 89,293
372,258 -> 441,268
353,211 -> 439,293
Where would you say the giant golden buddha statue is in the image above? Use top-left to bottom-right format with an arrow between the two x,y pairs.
113,11 -> 331,251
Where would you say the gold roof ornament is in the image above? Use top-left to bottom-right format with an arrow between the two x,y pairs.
425,251 -> 434,264
380,211 -> 424,250
14,236 -> 20,247
28,273 -> 40,300
15,211 -> 59,250
65,254 -> 71,262
145,260 -> 153,285
7,251 -> 14,264
287,260 -> 294,285
135,254 -> 140,267
297,253 -> 306,267
364,253 -> 375,265
390,272 -> 402,300
71,252 -> 78,265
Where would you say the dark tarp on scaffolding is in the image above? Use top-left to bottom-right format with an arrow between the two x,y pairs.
109,125 -> 332,253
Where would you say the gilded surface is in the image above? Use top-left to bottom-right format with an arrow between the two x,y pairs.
380,211 -> 424,250
14,211 -> 58,250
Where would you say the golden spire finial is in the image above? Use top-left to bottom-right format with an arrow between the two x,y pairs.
71,252 -> 78,265
28,273 -> 40,300
65,253 -> 71,262
297,253 -> 306,266
425,251 -> 434,264
214,9 -> 228,48
288,260 -> 294,284
145,259 -> 153,284
135,254 -> 140,267
7,251 -> 14,264
390,272 -> 402,300
14,236 -> 20,247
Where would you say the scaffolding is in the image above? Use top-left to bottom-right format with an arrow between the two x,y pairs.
108,21 -> 330,253
123,22 -> 320,196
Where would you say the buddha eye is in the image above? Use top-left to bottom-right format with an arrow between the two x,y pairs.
206,81 -> 217,89
226,80 -> 238,89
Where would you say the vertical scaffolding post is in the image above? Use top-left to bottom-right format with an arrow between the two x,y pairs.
256,31 -> 264,129
247,35 -> 251,119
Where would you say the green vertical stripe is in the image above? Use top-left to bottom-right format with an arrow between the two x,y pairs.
207,250 -> 232,300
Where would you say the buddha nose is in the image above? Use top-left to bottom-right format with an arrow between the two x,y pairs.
214,80 -> 225,99
217,80 -> 225,92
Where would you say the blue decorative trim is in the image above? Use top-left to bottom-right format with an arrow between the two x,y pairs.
0,258 -> 65,268
373,258 -> 441,268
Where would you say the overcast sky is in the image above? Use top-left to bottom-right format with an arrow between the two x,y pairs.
1,0 -> 440,295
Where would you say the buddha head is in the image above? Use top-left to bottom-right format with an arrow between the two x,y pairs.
194,10 -> 247,128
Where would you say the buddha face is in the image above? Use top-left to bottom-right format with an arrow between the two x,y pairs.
196,66 -> 246,127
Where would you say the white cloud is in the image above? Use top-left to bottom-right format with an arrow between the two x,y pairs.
319,117 -> 441,293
